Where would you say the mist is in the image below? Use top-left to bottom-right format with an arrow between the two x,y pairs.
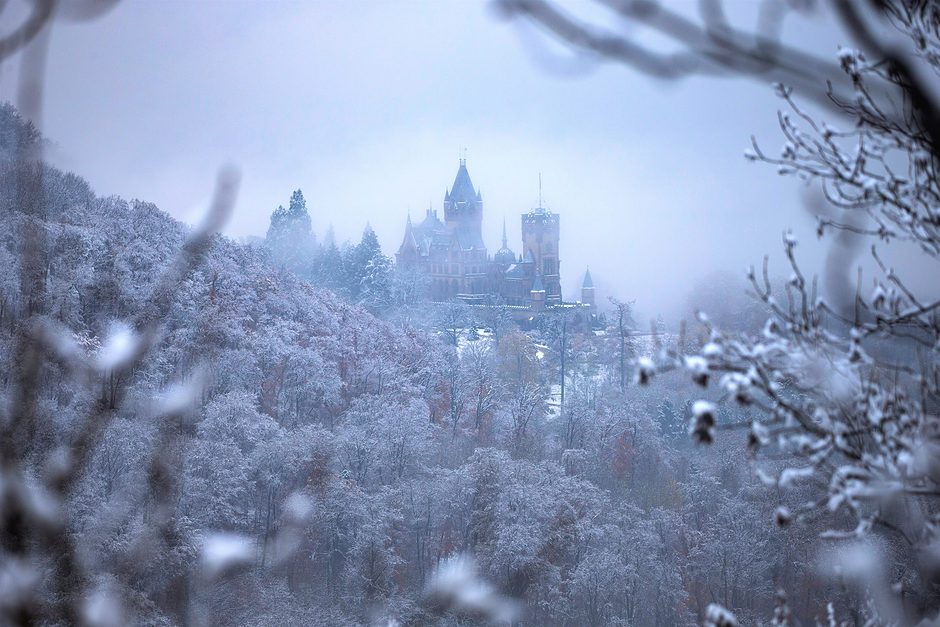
0,0 -> 859,322
3,1 -> 940,625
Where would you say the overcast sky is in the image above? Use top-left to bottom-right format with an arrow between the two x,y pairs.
1,1 -> 876,322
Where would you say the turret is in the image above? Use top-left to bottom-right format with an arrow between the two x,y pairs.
520,175 -> 561,303
530,272 -> 546,312
494,217 -> 516,265
443,159 -> 483,233
395,213 -> 419,265
581,267 -> 595,311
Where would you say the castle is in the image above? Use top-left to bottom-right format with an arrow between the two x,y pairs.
396,160 -> 594,323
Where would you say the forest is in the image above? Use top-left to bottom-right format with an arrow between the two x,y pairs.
1,101 -> 819,624
4,1 -> 940,626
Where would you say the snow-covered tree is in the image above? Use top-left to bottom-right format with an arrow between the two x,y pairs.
501,0 -> 940,621
342,224 -> 385,302
265,189 -> 317,276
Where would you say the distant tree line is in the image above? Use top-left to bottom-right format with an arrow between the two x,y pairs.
0,101 -> 859,624
263,189 -> 426,318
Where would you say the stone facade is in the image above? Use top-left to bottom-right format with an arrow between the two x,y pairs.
396,160 -> 594,321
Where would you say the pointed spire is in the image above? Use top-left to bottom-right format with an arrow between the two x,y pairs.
531,271 -> 545,293
582,267 -> 594,289
538,172 -> 542,209
448,160 -> 477,205
399,213 -> 417,252
495,218 -> 516,264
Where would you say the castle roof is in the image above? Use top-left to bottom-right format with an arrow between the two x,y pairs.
494,247 -> 516,264
447,160 -> 479,206
399,214 -> 418,253
455,227 -> 486,250
504,263 -> 527,279
582,267 -> 593,289
531,273 -> 545,293
417,209 -> 444,233
431,231 -> 454,248
494,217 -> 515,264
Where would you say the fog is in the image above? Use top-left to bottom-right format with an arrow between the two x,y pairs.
0,1 -> 900,321
5,3 -> 940,624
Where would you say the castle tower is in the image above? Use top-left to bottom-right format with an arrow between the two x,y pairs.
530,272 -> 546,312
444,159 -> 484,242
396,213 -> 419,265
521,177 -> 560,303
581,267 -> 595,312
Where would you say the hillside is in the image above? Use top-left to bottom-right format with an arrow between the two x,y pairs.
0,103 -> 838,625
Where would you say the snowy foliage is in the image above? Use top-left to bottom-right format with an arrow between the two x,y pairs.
0,112 -> 841,621
627,5 -> 940,621
265,189 -> 317,276
11,0 -> 940,621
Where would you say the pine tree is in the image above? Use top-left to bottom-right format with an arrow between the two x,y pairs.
360,251 -> 393,313
312,225 -> 345,294
355,223 -> 382,268
265,189 -> 316,277
343,224 -> 383,301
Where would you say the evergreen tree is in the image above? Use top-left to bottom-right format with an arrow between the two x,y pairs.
311,225 -> 345,294
265,189 -> 316,277
355,223 -> 382,268
343,224 -> 383,301
359,251 -> 393,313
